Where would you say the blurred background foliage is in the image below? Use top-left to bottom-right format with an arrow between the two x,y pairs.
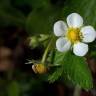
0,0 -> 96,96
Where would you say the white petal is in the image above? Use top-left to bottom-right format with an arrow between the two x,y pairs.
67,13 -> 83,28
56,37 -> 71,52
81,26 -> 96,43
53,20 -> 68,36
73,42 -> 88,56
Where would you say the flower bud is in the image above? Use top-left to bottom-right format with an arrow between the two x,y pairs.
32,64 -> 47,74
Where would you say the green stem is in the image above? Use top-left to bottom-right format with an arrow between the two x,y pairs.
41,36 -> 54,64
48,64 -> 61,67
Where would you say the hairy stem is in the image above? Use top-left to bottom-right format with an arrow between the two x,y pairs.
41,36 -> 54,64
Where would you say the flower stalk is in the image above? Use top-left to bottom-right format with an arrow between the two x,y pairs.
41,36 -> 53,64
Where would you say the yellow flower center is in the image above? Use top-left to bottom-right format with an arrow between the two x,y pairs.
67,28 -> 82,43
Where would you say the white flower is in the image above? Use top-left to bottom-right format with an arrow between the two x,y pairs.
53,13 -> 96,56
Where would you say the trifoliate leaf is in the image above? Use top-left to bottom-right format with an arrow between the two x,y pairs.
52,51 -> 93,90
26,7 -> 65,35
48,67 -> 63,83
48,51 -> 66,83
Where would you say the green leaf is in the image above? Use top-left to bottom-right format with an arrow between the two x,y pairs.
48,51 -> 66,83
7,81 -> 20,96
26,8 -> 54,35
53,51 -> 93,90
26,7 -> 65,35
48,67 -> 63,83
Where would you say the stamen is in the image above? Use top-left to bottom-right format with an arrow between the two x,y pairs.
67,28 -> 81,43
